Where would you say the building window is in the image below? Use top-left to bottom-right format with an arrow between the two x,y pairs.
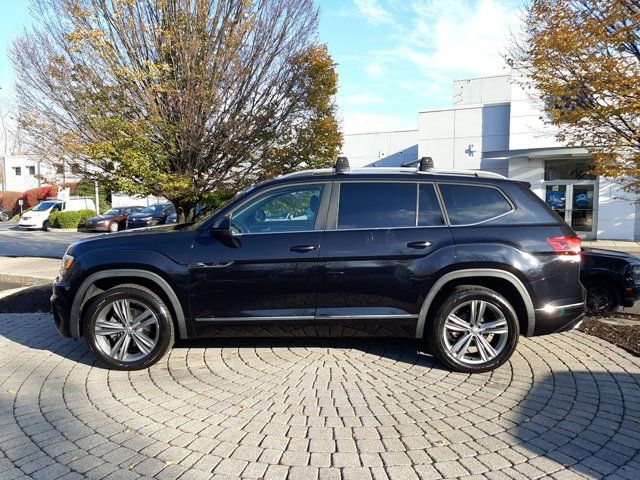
27,166 -> 36,175
544,159 -> 595,181
54,163 -> 64,174
12,167 -> 21,176
71,163 -> 82,175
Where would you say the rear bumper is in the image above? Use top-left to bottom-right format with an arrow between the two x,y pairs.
532,295 -> 586,336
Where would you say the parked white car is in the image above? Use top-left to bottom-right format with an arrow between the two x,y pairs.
18,197 -> 96,230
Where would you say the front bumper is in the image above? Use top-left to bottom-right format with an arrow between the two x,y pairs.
127,220 -> 152,229
85,223 -> 110,231
51,277 -> 76,338
622,285 -> 640,308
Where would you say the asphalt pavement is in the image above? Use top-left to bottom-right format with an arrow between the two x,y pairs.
0,221 -> 100,258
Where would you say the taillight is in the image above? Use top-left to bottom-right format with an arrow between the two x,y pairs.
547,236 -> 581,261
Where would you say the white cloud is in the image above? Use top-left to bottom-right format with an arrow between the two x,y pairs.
345,92 -> 388,105
353,0 -> 395,26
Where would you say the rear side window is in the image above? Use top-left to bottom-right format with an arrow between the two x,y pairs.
338,183 -> 416,229
418,184 -> 445,226
439,184 -> 512,225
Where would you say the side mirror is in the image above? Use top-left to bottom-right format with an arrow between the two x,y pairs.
210,217 -> 239,247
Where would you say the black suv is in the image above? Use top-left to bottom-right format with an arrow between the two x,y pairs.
581,248 -> 640,313
51,158 -> 585,373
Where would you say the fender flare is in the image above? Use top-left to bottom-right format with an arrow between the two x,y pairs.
415,268 -> 536,338
69,269 -> 188,339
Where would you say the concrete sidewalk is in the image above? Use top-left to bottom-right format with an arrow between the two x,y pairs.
583,240 -> 640,254
0,256 -> 59,285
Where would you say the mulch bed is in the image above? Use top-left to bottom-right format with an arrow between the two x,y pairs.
579,312 -> 640,356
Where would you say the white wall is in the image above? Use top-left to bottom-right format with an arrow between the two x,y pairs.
1,155 -> 41,191
596,179 -> 636,241
341,130 -> 418,168
111,193 -> 166,208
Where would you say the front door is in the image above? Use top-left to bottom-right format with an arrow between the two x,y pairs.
545,183 -> 597,239
188,183 -> 329,333
317,181 -> 455,323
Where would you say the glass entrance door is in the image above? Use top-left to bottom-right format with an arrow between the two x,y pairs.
545,183 -> 597,239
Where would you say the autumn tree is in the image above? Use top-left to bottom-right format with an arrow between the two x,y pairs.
12,0 -> 342,221
509,0 -> 640,193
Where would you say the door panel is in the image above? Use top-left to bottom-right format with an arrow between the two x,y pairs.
317,227 -> 455,317
189,231 -> 322,321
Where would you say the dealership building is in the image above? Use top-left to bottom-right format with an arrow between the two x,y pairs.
342,73 -> 639,241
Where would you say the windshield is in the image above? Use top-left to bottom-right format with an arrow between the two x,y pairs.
139,204 -> 165,214
33,201 -> 59,212
103,209 -> 121,216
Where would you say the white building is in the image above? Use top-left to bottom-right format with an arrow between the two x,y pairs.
342,73 -> 639,241
1,155 -> 83,192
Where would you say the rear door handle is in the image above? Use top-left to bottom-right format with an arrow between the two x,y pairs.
290,245 -> 317,253
407,241 -> 433,249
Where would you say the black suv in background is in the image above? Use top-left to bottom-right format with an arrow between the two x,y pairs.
52,158 -> 585,373
581,248 -> 640,313
126,203 -> 175,229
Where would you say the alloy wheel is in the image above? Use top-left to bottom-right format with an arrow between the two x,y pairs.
442,300 -> 509,365
94,299 -> 160,362
586,286 -> 613,313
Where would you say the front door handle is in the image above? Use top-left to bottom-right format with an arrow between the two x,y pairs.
407,241 -> 433,249
290,245 -> 317,253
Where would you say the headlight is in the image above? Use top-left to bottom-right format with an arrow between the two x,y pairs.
60,251 -> 75,276
633,265 -> 640,278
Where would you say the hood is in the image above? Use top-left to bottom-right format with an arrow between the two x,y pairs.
583,247 -> 640,262
69,223 -> 189,252
88,214 -> 115,222
128,211 -> 155,219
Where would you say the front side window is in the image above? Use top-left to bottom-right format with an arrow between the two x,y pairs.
338,182 -> 416,229
232,184 -> 324,234
439,184 -> 512,225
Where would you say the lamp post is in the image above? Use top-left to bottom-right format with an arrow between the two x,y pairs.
94,180 -> 100,214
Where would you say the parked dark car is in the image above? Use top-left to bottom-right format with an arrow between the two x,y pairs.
84,206 -> 144,232
166,205 -> 204,224
126,203 -> 175,229
581,248 -> 640,313
0,208 -> 11,222
52,158 -> 585,373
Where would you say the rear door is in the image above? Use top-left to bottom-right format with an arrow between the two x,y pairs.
316,181 -> 455,323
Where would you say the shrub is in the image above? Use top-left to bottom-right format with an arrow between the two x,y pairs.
0,191 -> 24,214
22,185 -> 58,209
77,209 -> 97,226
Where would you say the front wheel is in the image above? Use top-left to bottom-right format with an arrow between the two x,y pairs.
427,286 -> 519,373
108,221 -> 119,233
585,281 -> 620,314
42,220 -> 50,231
84,286 -> 174,370
0,211 -> 9,222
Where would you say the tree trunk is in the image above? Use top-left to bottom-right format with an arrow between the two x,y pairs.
172,199 -> 197,224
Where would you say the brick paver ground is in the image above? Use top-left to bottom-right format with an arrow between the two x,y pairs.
1,313 -> 639,479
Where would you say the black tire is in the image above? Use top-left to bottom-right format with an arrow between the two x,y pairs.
84,285 -> 174,370
42,220 -> 50,231
585,281 -> 620,314
108,221 -> 119,233
427,286 -> 519,373
0,211 -> 9,222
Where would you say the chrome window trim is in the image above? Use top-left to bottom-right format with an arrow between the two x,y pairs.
436,182 -> 516,227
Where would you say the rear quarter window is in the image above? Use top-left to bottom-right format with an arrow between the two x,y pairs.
439,183 -> 513,225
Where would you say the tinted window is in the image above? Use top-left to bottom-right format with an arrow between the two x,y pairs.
418,184 -> 444,226
232,184 -> 324,233
338,183 -> 416,229
439,184 -> 512,225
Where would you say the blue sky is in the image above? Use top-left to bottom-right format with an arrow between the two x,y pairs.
0,0 -> 522,134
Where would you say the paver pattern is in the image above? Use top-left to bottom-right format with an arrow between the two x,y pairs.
1,313 -> 640,479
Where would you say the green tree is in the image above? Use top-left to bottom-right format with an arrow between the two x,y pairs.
13,0 -> 343,221
509,0 -> 640,194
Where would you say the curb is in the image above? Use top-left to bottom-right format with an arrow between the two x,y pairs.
0,272 -> 54,286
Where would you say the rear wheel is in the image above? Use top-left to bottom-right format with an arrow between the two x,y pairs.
84,286 -> 174,370
585,281 -> 620,314
427,286 -> 519,373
